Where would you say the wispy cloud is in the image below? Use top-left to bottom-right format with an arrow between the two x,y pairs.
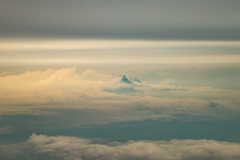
1,40 -> 240,64
1,40 -> 240,51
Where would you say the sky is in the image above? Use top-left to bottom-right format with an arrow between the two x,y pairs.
0,0 -> 240,160
1,0 -> 240,40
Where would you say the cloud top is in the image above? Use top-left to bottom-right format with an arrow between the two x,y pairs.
1,134 -> 240,160
0,67 -> 239,124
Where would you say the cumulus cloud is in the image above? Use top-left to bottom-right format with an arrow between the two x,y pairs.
0,67 -> 119,105
1,133 -> 240,160
0,67 -> 239,105
0,67 -> 239,124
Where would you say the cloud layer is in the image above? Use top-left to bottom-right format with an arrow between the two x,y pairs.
1,133 -> 240,160
0,67 -> 239,124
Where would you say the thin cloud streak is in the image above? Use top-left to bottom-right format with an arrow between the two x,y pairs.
1,55 -> 240,64
1,40 -> 240,51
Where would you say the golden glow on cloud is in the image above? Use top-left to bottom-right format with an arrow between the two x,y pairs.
1,39 -> 240,50
1,54 -> 240,64
1,39 -> 240,64
0,67 -> 239,120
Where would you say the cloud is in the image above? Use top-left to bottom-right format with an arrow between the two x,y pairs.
208,102 -> 221,108
1,133 -> 240,160
1,67 -> 239,105
0,67 -> 120,105
0,67 -> 239,124
1,40 -> 240,51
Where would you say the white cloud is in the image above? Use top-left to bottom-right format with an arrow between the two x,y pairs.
1,134 -> 240,160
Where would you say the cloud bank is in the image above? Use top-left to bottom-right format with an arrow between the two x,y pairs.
1,67 -> 239,105
1,133 -> 240,160
0,67 -> 239,124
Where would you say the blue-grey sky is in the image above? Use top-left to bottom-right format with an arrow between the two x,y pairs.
0,0 -> 240,40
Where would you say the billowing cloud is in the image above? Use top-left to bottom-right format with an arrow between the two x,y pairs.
0,67 -> 239,105
1,133 -> 240,160
0,67 -> 239,124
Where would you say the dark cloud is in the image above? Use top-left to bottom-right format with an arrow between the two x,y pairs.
209,102 -> 220,108
0,0 -> 240,40
1,133 -> 240,160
